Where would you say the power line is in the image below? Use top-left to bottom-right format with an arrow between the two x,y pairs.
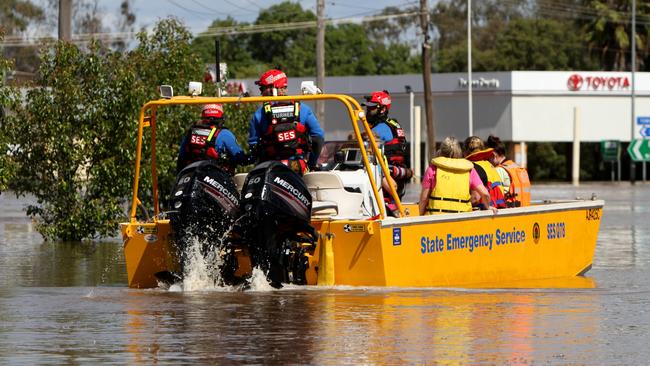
198,11 -> 421,37
243,0 -> 262,9
164,0 -> 211,20
222,0 -> 257,13
0,10 -> 422,47
187,0 -> 228,14
4,1 -> 650,47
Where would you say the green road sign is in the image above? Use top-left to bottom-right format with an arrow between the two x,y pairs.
627,139 -> 650,162
600,140 -> 620,162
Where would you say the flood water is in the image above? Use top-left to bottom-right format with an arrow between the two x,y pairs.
1,183 -> 649,364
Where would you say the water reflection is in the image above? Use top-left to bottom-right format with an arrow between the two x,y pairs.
0,240 -> 126,288
120,290 -> 322,364
533,183 -> 650,270
304,288 -> 603,364
1,185 -> 650,364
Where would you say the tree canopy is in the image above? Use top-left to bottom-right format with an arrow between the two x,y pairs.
1,19 -> 252,240
190,1 -> 420,78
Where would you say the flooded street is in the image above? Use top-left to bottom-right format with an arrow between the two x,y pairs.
1,183 -> 649,364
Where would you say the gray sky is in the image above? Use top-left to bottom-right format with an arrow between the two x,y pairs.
33,0 -> 420,36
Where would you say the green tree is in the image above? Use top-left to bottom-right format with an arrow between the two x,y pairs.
0,33 -> 20,192
0,0 -> 44,34
2,18 -> 238,240
432,1 -> 597,72
324,23 -> 377,76
5,40 -> 135,240
364,5 -> 418,45
0,0 -> 45,74
191,18 -> 260,78
465,18 -> 595,71
527,142 -> 567,181
250,1 -> 317,76
579,0 -> 650,71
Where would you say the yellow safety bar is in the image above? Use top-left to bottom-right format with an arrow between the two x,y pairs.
128,94 -> 406,223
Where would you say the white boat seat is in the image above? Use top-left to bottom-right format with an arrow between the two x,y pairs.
311,201 -> 339,218
303,172 -> 364,218
233,173 -> 247,193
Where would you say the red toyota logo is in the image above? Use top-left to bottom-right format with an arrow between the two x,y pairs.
567,74 -> 583,91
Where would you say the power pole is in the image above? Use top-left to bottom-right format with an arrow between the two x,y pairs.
58,0 -> 72,41
420,0 -> 435,158
631,0 -> 637,184
316,0 -> 326,126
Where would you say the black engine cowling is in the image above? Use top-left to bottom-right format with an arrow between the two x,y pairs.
168,160 -> 240,276
235,161 -> 316,287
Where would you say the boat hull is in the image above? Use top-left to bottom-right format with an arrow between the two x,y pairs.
121,220 -> 178,289
312,200 -> 602,287
121,200 -> 602,288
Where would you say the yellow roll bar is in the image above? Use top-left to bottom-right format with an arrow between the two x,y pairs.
128,94 -> 405,223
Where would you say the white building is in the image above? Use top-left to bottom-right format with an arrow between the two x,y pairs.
236,71 -> 647,139
232,71 -> 649,170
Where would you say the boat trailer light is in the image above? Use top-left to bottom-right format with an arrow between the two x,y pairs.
159,85 -> 173,99
188,81 -> 203,96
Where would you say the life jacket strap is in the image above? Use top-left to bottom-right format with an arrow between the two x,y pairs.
426,208 -> 464,213
429,196 -> 471,203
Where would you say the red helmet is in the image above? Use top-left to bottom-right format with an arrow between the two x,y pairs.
201,103 -> 224,119
362,90 -> 391,110
255,69 -> 288,88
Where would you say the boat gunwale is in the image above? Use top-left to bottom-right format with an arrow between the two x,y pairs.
380,199 -> 604,228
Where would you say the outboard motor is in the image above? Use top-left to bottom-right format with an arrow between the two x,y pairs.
168,160 -> 240,281
233,161 -> 316,288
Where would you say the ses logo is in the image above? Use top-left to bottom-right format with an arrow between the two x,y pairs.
567,74 -> 630,92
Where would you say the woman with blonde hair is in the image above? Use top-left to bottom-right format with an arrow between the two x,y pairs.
419,137 -> 496,215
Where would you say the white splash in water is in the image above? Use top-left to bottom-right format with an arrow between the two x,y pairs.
247,267 -> 275,291
168,284 -> 183,292
182,234 -> 220,291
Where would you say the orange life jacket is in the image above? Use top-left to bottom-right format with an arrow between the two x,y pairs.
499,159 -> 531,207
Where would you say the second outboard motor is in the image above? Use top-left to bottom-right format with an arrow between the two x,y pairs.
234,161 -> 316,288
168,160 -> 240,281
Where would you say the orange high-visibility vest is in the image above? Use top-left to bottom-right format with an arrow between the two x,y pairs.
499,159 -> 531,207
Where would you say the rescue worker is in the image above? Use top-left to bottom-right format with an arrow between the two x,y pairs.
463,136 -> 507,209
419,136 -> 496,215
177,103 -> 250,174
486,135 -> 531,207
248,69 -> 325,175
362,90 -> 413,215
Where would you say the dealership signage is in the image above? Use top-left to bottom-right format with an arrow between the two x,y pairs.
458,77 -> 501,89
567,74 -> 630,91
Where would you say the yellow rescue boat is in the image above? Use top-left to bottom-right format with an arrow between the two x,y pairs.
120,91 -> 603,289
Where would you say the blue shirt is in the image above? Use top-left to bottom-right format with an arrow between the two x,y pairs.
371,121 -> 394,143
179,128 -> 248,165
248,102 -> 325,166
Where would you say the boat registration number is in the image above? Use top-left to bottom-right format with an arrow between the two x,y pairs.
546,222 -> 566,240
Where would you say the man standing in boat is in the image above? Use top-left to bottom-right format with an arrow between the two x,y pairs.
248,69 -> 325,175
362,90 -> 413,215
177,103 -> 250,174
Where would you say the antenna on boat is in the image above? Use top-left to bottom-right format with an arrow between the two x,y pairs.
215,38 -> 222,97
